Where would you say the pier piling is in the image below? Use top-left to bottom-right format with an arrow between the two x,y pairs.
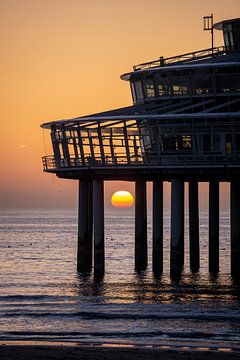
93,179 -> 105,274
135,179 -> 147,271
170,179 -> 184,274
152,179 -> 163,274
209,181 -> 219,273
189,180 -> 200,272
231,179 -> 240,280
77,180 -> 93,272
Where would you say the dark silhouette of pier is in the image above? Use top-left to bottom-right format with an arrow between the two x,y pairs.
41,17 -> 240,280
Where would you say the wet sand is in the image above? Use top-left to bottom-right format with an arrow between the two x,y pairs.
0,345 -> 240,360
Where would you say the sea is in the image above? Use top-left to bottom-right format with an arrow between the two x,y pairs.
0,208 -> 240,351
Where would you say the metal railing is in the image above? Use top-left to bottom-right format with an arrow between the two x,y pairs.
133,47 -> 226,71
42,155 -> 144,171
42,152 -> 240,171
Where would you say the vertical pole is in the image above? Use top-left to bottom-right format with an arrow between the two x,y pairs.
133,136 -> 139,161
135,179 -> 147,271
72,137 -> 79,166
61,127 -> 71,166
189,180 -> 200,272
97,123 -> 105,165
211,13 -> 214,53
93,179 -> 104,274
77,180 -> 93,272
209,180 -> 219,273
109,129 -> 116,164
152,179 -> 163,274
170,179 -> 184,274
77,127 -> 85,165
123,121 -> 131,164
231,179 -> 240,280
87,180 -> 93,260
88,130 -> 95,159
50,125 -> 61,167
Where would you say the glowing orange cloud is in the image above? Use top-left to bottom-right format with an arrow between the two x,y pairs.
111,191 -> 134,208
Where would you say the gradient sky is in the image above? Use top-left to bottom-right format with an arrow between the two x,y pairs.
1,0 -> 239,209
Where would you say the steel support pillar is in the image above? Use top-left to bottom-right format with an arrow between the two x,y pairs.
135,179 -> 147,271
231,179 -> 240,280
170,179 -> 184,274
93,179 -> 104,274
209,181 -> 219,273
189,180 -> 200,272
77,180 -> 93,272
152,179 -> 163,275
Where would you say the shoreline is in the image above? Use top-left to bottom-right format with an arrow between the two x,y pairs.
0,342 -> 240,360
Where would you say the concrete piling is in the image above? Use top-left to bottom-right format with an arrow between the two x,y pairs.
152,179 -> 163,275
135,179 -> 147,271
170,179 -> 184,275
93,179 -> 105,274
230,179 -> 240,280
209,181 -> 219,273
189,180 -> 200,272
77,180 -> 93,272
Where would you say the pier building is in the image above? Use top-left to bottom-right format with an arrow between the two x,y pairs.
41,17 -> 240,279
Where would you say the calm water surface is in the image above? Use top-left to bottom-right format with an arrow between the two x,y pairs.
0,208 -> 239,350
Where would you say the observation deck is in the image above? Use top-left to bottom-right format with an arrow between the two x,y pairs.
42,111 -> 240,181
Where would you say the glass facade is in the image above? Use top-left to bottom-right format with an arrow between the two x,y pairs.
130,66 -> 240,103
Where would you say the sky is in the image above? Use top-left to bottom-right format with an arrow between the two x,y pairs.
0,0 -> 239,209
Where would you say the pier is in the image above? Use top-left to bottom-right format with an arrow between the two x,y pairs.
41,17 -> 240,280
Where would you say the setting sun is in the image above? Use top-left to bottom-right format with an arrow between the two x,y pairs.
111,191 -> 134,208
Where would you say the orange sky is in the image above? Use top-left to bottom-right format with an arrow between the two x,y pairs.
0,0 -> 239,209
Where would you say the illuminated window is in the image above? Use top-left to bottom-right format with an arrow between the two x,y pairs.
172,85 -> 188,95
183,135 -> 192,149
176,136 -> 192,150
158,84 -> 170,96
144,77 -> 155,98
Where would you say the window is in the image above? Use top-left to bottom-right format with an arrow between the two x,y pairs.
144,77 -> 155,98
176,135 -> 192,150
130,81 -> 137,103
156,72 -> 170,96
172,84 -> 188,95
134,79 -> 144,101
192,70 -> 213,95
203,134 -> 211,152
226,134 -> 233,154
158,84 -> 170,96
216,73 -> 240,93
161,135 -> 176,151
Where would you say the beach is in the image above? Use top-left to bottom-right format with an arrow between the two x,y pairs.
0,344 -> 240,360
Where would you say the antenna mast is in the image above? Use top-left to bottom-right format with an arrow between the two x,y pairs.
203,14 -> 214,53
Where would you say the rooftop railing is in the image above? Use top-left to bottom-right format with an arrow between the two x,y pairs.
133,47 -> 226,71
